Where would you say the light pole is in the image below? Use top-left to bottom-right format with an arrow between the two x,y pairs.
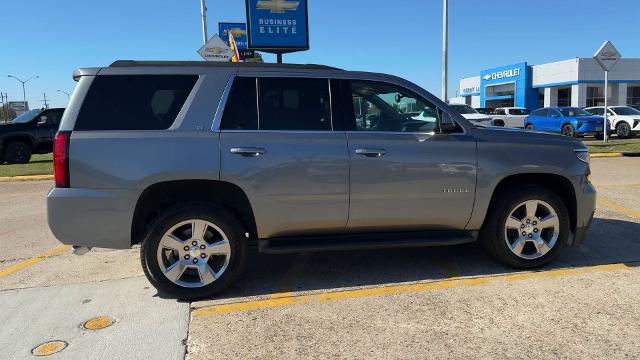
200,0 -> 208,45
441,0 -> 448,102
57,89 -> 71,100
7,75 -> 38,109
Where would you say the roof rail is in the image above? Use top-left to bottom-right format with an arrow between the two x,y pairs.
109,60 -> 342,70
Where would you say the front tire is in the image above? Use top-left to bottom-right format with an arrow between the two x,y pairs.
525,124 -> 534,130
561,124 -> 576,137
141,203 -> 247,300
480,186 -> 570,269
3,141 -> 32,164
616,122 -> 631,138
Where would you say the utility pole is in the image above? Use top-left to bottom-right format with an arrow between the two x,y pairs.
7,75 -> 38,109
441,0 -> 448,102
200,0 -> 208,45
41,93 -> 49,109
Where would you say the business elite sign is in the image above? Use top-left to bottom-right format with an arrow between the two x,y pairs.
245,0 -> 309,52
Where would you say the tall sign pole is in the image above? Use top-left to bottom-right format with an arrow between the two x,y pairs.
441,0 -> 448,102
593,41 -> 621,143
200,0 -> 208,45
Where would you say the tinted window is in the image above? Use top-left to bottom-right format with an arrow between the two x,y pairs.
509,108 -> 529,115
559,108 -> 590,117
349,80 -> 439,133
495,109 -> 506,115
75,75 -> 198,131
221,77 -> 258,130
530,109 -> 545,116
258,77 -> 331,131
611,106 -> 640,116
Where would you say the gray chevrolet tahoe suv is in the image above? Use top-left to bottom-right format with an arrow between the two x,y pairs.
47,61 -> 596,300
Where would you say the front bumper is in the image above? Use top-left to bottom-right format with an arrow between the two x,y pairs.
573,180 -> 596,246
47,187 -> 137,249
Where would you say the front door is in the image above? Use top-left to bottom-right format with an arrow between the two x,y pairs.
342,79 -> 477,232
219,76 -> 350,238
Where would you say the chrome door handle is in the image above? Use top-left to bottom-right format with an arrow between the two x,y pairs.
230,147 -> 266,157
355,148 -> 387,157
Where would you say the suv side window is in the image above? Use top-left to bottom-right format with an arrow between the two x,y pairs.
495,108 -> 506,115
348,80 -> 439,133
221,77 -> 258,130
75,75 -> 198,131
258,77 -> 331,131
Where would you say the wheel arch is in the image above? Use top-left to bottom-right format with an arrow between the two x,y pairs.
131,180 -> 257,246
2,135 -> 36,151
485,173 -> 577,235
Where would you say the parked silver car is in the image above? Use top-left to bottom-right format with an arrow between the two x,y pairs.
47,61 -> 596,299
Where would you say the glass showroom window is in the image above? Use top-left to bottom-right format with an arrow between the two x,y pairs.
627,86 -> 640,106
587,87 -> 604,107
557,88 -> 571,107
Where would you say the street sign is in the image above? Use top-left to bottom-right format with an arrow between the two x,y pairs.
219,23 -> 249,49
592,41 -> 622,143
197,34 -> 234,62
245,0 -> 309,52
593,41 -> 621,72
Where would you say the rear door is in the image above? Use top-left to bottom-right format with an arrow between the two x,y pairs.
219,76 -> 350,238
339,79 -> 477,232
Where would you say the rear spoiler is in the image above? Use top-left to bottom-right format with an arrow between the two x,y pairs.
72,68 -> 101,82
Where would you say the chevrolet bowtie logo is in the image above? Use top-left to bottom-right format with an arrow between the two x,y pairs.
483,74 -> 492,81
256,0 -> 300,13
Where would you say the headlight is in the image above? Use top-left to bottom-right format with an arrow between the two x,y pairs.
575,149 -> 590,164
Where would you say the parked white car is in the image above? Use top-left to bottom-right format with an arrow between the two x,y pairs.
448,104 -> 497,126
491,107 -> 530,128
584,106 -> 640,138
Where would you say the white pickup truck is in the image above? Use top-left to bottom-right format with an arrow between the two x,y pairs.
491,107 -> 530,128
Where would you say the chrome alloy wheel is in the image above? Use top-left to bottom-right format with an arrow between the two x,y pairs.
504,200 -> 560,260
156,219 -> 231,288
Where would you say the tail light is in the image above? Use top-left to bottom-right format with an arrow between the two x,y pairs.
53,131 -> 71,188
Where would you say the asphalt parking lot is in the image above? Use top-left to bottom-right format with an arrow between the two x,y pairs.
1,157 -> 639,359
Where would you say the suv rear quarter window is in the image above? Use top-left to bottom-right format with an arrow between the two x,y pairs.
74,75 -> 198,131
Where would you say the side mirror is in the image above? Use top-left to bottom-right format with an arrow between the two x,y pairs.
440,112 -> 457,132
37,116 -> 48,126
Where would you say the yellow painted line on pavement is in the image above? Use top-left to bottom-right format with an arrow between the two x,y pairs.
0,245 -> 70,278
598,197 -> 640,219
192,262 -> 634,316
590,152 -> 624,158
0,174 -> 53,182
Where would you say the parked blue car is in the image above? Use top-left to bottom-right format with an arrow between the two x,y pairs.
524,107 -> 604,138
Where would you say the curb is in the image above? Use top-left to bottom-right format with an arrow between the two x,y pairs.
591,152 -> 640,158
0,174 -> 53,182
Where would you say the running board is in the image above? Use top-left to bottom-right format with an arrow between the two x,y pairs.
259,230 -> 478,254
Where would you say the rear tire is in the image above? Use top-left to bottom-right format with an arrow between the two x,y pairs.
561,124 -> 576,137
615,122 -> 631,139
3,141 -> 32,164
140,203 -> 247,300
480,185 -> 570,269
594,133 -> 604,140
525,124 -> 534,130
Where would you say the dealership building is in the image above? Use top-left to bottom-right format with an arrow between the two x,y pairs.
452,58 -> 640,110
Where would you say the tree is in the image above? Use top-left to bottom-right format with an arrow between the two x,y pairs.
244,52 -> 264,63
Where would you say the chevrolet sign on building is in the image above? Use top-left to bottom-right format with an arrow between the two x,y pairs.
246,0 -> 309,52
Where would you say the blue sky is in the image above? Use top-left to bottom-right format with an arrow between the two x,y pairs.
1,0 -> 639,108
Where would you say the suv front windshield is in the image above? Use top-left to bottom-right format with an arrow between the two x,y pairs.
558,108 -> 591,117
611,106 -> 640,116
8,109 -> 40,124
450,104 -> 478,115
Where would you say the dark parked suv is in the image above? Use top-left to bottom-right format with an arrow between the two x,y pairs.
47,61 -> 596,299
0,108 -> 65,164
